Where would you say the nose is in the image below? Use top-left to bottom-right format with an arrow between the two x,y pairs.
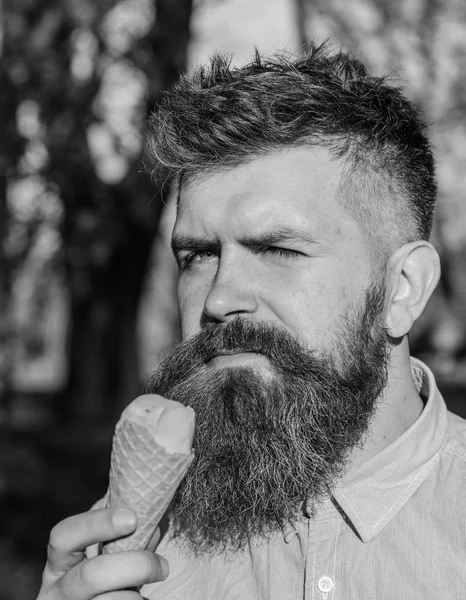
202,265 -> 259,324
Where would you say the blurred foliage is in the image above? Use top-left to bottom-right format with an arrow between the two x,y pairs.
0,0 -> 193,426
0,2 -> 193,595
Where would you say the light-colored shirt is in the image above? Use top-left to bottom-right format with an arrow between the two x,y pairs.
141,358 -> 466,599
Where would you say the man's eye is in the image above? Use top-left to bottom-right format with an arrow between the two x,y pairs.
264,247 -> 302,259
180,250 -> 217,269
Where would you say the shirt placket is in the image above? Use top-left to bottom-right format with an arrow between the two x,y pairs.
305,501 -> 341,600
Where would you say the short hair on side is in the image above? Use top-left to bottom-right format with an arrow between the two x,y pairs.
145,43 -> 437,262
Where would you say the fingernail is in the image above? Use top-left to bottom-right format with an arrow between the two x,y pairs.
113,508 -> 137,530
160,556 -> 169,579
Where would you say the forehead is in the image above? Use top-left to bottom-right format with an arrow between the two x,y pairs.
175,146 -> 361,244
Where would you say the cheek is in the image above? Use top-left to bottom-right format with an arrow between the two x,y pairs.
275,291 -> 342,345
262,274 -> 331,335
177,275 -> 209,338
267,271 -> 362,347
177,282 -> 195,338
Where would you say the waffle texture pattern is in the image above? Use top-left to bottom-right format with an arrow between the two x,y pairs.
103,418 -> 193,553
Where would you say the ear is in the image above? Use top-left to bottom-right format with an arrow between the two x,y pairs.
385,241 -> 441,338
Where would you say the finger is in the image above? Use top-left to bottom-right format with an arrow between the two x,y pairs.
46,509 -> 137,575
58,551 -> 168,600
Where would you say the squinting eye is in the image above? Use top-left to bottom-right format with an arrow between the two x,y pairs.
265,247 -> 302,259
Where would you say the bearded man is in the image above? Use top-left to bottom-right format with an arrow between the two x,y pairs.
38,44 -> 466,600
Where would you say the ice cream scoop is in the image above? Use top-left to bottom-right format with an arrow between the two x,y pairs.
102,394 -> 195,553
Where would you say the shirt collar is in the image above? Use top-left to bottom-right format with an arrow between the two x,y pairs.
282,358 -> 448,544
332,357 -> 448,542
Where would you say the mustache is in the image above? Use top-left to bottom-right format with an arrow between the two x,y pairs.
146,317 -> 329,393
179,318 -> 300,359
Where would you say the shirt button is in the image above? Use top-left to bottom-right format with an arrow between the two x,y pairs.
318,576 -> 334,592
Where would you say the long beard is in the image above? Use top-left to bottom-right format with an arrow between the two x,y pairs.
145,283 -> 389,555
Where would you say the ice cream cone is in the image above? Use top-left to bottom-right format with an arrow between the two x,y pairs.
102,395 -> 195,553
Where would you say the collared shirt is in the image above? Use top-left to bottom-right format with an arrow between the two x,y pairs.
140,358 -> 466,599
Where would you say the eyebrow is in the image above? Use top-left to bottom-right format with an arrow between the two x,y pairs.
171,226 -> 321,256
238,227 -> 321,248
171,234 -> 219,256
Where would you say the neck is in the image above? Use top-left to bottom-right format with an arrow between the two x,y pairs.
348,337 -> 424,471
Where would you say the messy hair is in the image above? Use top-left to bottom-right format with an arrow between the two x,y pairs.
145,43 -> 436,262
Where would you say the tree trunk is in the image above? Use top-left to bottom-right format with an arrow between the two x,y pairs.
62,209 -> 159,424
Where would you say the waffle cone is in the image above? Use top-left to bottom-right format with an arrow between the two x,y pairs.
102,398 -> 194,554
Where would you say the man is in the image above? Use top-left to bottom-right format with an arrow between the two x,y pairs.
38,44 -> 466,599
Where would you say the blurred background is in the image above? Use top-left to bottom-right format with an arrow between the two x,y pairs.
1,0 -> 466,597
